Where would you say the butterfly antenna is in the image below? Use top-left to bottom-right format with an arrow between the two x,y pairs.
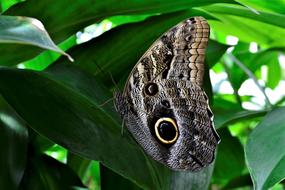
109,73 -> 127,136
98,98 -> 114,107
92,60 -> 116,107
93,61 -> 125,134
108,71 -> 121,92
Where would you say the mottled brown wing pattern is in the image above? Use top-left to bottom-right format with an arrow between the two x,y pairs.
114,17 -> 220,171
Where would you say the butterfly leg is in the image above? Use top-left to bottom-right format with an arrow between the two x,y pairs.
121,119 -> 125,136
114,90 -> 129,137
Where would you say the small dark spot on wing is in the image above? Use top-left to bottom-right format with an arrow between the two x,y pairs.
189,153 -> 204,167
178,74 -> 184,79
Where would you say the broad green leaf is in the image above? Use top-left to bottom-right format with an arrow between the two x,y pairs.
0,65 -> 214,190
109,14 -> 152,27
0,15 -> 71,60
206,41 -> 229,68
245,107 -> 285,190
169,164 -> 214,190
1,0 -> 236,65
0,96 -> 28,190
0,0 -> 22,13
207,15 -> 285,47
4,0 -> 236,42
222,174 -> 253,190
212,128 -> 245,185
200,4 -> 285,28
23,35 -> 76,71
100,164 -> 142,190
20,154 -> 85,190
213,97 -> 267,129
236,0 -> 285,14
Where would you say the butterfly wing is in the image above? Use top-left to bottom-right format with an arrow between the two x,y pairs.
115,17 -> 220,171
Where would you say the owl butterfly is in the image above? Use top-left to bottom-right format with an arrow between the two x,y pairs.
114,17 -> 220,171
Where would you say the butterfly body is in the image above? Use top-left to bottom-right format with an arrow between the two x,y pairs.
115,17 -> 220,171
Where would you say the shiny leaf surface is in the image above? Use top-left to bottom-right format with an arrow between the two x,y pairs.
0,15 -> 70,60
0,96 -> 28,190
245,107 -> 285,190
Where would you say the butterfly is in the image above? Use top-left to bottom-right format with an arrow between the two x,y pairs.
114,16 -> 220,171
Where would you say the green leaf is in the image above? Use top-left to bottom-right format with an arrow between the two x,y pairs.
227,42 -> 282,91
245,107 -> 285,190
33,133 -> 55,152
100,164 -> 142,190
0,65 -> 214,190
23,35 -> 77,71
200,4 -> 285,28
213,97 -> 267,129
0,0 -> 22,13
222,174 -> 253,190
227,42 -> 252,91
0,15 -> 71,60
44,144 -> 68,163
0,96 -> 28,190
20,154 -> 85,190
5,0 -> 236,43
207,14 -> 285,47
1,0 -> 236,65
212,128 -> 245,185
235,0 -> 285,14
169,164 -> 214,190
67,153 -> 101,189
67,152 -> 91,179
206,41 -> 229,68
267,52 -> 281,89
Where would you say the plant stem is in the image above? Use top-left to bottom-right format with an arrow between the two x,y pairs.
228,53 -> 272,109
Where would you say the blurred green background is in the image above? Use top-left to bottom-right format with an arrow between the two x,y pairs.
0,0 -> 285,189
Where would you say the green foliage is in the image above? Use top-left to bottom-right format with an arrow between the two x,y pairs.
0,0 -> 285,190
246,107 -> 285,190
0,15 -> 72,64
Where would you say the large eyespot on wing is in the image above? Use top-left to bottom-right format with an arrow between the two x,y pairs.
154,117 -> 179,144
